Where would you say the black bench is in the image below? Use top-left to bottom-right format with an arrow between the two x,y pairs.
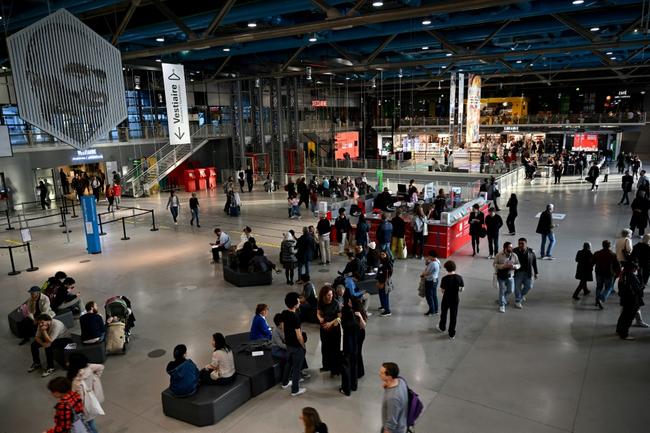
53,334 -> 106,367
226,332 -> 281,397
161,374 -> 251,427
8,309 -> 74,338
222,257 -> 272,287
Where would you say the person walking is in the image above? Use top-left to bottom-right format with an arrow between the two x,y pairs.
616,261 -> 645,340
105,184 -> 115,212
513,238 -> 538,308
592,240 -> 621,309
376,213 -> 393,258
189,192 -> 200,227
356,214 -> 370,251
223,176 -> 234,213
615,229 -> 633,265
376,251 -> 394,317
536,203 -> 556,260
166,190 -> 180,225
420,250 -> 440,316
469,203 -> 485,257
494,242 -> 520,313
637,169 -> 650,196
317,213 -> 332,265
552,158 -> 563,184
573,242 -> 593,300
280,232 -> 298,285
629,191 -> 649,237
505,193 -> 518,235
67,353 -> 105,433
619,170 -> 634,205
59,169 -> 70,195
43,377 -> 86,433
237,167 -> 245,193
245,165 -> 254,192
379,362 -> 408,433
91,176 -> 101,202
281,292 -> 308,396
296,227 -> 316,281
587,161 -> 600,191
487,177 -> 501,211
632,234 -> 650,287
37,180 -> 49,210
485,207 -> 503,259
436,260 -> 464,339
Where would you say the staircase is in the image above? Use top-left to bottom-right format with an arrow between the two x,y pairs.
123,124 -> 229,197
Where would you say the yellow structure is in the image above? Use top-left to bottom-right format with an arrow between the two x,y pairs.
481,97 -> 529,117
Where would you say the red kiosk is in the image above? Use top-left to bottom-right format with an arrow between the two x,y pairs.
206,167 -> 218,189
183,170 -> 197,192
195,168 -> 207,190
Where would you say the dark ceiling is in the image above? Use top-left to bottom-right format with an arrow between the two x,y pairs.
1,0 -> 650,90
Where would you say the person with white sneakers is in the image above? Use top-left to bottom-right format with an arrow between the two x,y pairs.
494,242 -> 520,313
513,238 -> 539,309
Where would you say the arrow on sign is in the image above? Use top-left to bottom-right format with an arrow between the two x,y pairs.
174,127 -> 185,140
168,70 -> 181,80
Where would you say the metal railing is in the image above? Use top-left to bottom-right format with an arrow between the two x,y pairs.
1,242 -> 38,276
96,206 -> 158,241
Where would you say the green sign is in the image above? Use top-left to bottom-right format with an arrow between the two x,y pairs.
376,169 -> 383,191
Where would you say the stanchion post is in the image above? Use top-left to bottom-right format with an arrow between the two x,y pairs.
70,198 -> 78,218
5,209 -> 14,230
150,210 -> 159,231
98,213 -> 106,236
61,208 -> 71,233
25,242 -> 38,272
132,207 -> 136,226
120,217 -> 130,240
59,207 -> 66,228
7,247 -> 20,275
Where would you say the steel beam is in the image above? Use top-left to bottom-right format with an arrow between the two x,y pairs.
151,0 -> 197,40
364,34 -> 397,63
112,0 -> 141,45
329,42 -> 358,63
203,0 -> 236,38
280,46 -> 307,72
617,17 -> 643,41
346,0 -> 366,17
475,19 -> 511,51
311,0 -> 342,18
551,13 -> 597,43
426,29 -> 464,54
121,0 -> 518,59
496,58 -> 515,72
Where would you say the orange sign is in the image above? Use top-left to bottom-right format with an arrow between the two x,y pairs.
312,100 -> 328,107
335,131 -> 359,160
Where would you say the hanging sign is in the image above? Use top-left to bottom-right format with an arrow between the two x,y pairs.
449,73 -> 457,139
457,73 -> 465,146
162,63 -> 191,145
465,74 -> 482,146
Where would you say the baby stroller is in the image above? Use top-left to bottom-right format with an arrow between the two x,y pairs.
104,296 -> 135,354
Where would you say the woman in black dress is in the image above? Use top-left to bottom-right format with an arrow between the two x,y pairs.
506,193 -> 518,235
469,203 -> 485,256
317,286 -> 341,375
573,242 -> 593,300
339,296 -> 367,396
630,190 -> 649,237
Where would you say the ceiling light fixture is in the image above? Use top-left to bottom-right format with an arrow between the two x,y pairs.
572,0 -> 584,4
441,65 -> 447,68
372,1 -> 384,7
446,53 -> 452,57
422,19 -> 431,25
155,58 -> 162,62
308,34 -> 318,42
248,21 -> 257,28
223,47 -> 231,52
529,63 -> 534,66
516,60 -> 522,64
590,27 -> 600,32
422,46 -> 429,50
606,51 -> 613,55
156,37 -> 164,42
610,56 -> 617,60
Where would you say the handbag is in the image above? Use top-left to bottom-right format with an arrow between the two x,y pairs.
81,380 -> 105,417
385,278 -> 394,293
479,226 -> 487,238
417,278 -> 425,298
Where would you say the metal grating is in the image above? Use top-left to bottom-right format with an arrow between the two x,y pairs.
7,9 -> 127,150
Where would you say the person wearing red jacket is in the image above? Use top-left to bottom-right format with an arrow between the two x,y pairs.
45,377 -> 85,433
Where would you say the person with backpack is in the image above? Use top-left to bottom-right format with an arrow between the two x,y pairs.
67,353 -> 105,433
379,362 -> 408,433
44,377 -> 87,433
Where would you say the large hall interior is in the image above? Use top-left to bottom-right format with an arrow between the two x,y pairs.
0,1 -> 649,433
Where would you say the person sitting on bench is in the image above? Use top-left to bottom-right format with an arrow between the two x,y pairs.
249,304 -> 273,341
167,344 -> 200,397
211,228 -> 232,264
199,333 -> 236,385
17,286 -> 56,345
80,301 -> 106,344
28,314 -> 71,377
51,277 -> 82,314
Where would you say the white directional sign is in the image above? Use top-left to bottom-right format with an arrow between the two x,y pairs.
162,63 -> 190,145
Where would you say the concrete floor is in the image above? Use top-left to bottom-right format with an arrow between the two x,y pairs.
1,172 -> 649,433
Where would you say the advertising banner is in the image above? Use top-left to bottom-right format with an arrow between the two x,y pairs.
573,133 -> 599,151
449,73 -> 457,139
81,196 -> 101,254
457,73 -> 465,146
335,131 -> 360,159
162,63 -> 191,144
465,74 -> 482,146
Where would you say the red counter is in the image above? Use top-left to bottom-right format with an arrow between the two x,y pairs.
183,170 -> 197,192
195,168 -> 207,190
206,167 -> 217,189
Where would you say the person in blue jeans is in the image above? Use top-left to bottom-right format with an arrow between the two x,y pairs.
376,251 -> 393,317
536,203 -> 556,259
493,242 -> 521,313
421,250 -> 440,316
376,213 -> 393,259
189,192 -> 200,227
513,238 -> 539,309
592,240 -> 621,309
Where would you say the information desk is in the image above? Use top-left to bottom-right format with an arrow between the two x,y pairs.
336,197 -> 488,258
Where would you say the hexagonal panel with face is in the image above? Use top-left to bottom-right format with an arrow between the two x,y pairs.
7,9 -> 127,150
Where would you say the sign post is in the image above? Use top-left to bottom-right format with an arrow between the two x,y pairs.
376,169 -> 384,191
80,196 -> 101,254
162,63 -> 191,145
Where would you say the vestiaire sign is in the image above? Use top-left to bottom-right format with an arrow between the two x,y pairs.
162,63 -> 191,145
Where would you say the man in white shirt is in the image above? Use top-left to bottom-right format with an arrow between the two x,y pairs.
211,228 -> 232,263
28,315 -> 70,377
421,250 -> 440,316
493,242 -> 521,313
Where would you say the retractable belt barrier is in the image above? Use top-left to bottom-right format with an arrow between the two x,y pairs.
1,242 -> 38,276
96,206 -> 158,241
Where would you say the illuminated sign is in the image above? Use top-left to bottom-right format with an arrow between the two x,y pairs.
615,90 -> 631,99
72,149 -> 104,162
503,126 -> 519,132
335,131 -> 359,159
312,100 -> 328,107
